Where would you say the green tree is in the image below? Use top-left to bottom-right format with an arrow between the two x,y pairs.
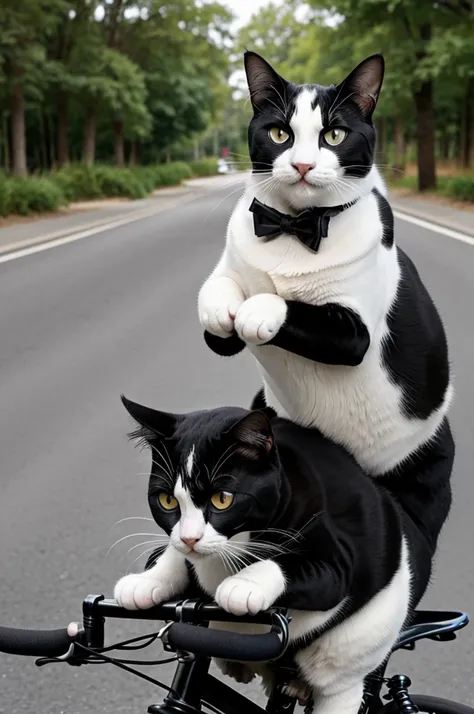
307,0 -> 474,190
0,0 -> 65,175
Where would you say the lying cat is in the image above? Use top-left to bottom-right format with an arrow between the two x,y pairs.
115,396 -> 431,714
197,51 -> 454,555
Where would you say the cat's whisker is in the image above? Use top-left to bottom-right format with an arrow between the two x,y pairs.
224,546 -> 254,570
202,183 -> 252,223
268,83 -> 290,118
253,527 -> 304,543
210,447 -> 240,482
106,532 -> 162,556
211,443 -> 239,479
127,538 -> 168,555
151,443 -> 173,477
225,543 -> 269,564
244,541 -> 291,555
151,455 -> 172,480
127,545 -> 166,573
328,90 -> 357,123
112,516 -> 155,527
219,548 -> 239,575
228,153 -> 273,165
159,441 -> 175,474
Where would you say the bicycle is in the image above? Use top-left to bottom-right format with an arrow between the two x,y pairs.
0,594 -> 472,714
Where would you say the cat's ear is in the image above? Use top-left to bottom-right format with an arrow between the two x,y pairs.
336,54 -> 384,118
121,395 -> 177,443
244,51 -> 288,113
230,410 -> 274,459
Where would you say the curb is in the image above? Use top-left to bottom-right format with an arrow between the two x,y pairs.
0,188 -> 203,259
391,201 -> 474,239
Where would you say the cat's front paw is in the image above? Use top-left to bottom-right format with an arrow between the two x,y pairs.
114,573 -> 169,611
198,278 -> 245,338
215,659 -> 256,684
234,294 -> 287,345
215,576 -> 271,616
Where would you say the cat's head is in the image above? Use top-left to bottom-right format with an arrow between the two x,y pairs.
122,396 -> 282,563
245,52 -> 384,210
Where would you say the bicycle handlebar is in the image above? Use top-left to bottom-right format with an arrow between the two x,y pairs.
0,595 -> 290,662
0,626 -> 73,657
166,622 -> 286,661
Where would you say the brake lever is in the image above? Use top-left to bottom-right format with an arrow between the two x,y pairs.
36,623 -> 89,668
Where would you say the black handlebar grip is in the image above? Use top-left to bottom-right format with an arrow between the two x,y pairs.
167,622 -> 286,662
0,626 -> 73,657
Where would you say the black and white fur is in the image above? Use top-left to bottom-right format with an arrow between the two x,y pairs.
115,398 -> 432,714
197,52 -> 454,552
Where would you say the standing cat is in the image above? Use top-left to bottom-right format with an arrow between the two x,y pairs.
197,52 -> 454,554
115,397 -> 432,714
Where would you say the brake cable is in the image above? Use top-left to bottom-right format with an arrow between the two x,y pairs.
35,631 -> 179,695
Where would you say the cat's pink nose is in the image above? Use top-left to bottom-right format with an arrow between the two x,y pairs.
292,162 -> 314,177
182,537 -> 200,549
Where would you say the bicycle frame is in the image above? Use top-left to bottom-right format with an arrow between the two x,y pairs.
76,596 -> 471,714
80,595 -> 402,714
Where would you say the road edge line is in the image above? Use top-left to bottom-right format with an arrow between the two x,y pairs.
393,210 -> 474,246
0,205 -> 173,265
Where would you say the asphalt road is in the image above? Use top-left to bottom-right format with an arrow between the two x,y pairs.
0,177 -> 473,713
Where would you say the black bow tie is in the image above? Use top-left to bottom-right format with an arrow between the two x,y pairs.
249,197 -> 356,253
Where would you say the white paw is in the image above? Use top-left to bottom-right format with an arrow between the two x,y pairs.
215,576 -> 271,616
114,573 -> 169,611
215,659 -> 256,684
283,680 -> 311,704
234,294 -> 287,345
198,278 -> 245,338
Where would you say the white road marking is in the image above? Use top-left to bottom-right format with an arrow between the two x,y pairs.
0,201 -> 471,267
393,210 -> 474,247
0,203 -> 185,265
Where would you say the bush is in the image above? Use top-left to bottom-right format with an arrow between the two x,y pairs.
151,162 -> 194,187
189,158 -> 219,177
52,164 -> 148,201
52,165 -> 103,201
443,176 -> 474,203
94,166 -> 147,200
0,176 -> 66,217
0,157 -> 220,218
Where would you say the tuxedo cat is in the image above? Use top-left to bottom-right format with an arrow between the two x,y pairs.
115,397 -> 432,714
197,52 -> 454,554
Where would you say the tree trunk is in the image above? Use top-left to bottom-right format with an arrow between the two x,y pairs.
129,140 -> 138,167
392,114 -> 406,176
48,111 -> 56,169
2,113 -> 10,171
412,23 -> 436,191
440,130 -> 450,161
108,0 -> 123,48
82,107 -> 96,165
413,79 -> 436,191
212,128 -> 219,157
460,78 -> 474,169
193,139 -> 199,161
57,92 -> 69,167
11,73 -> 27,177
39,110 -> 48,170
113,120 -> 125,167
375,117 -> 387,167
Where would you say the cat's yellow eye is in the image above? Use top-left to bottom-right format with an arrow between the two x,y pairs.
158,493 -> 178,511
269,127 -> 290,144
324,128 -> 347,146
211,492 -> 234,511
